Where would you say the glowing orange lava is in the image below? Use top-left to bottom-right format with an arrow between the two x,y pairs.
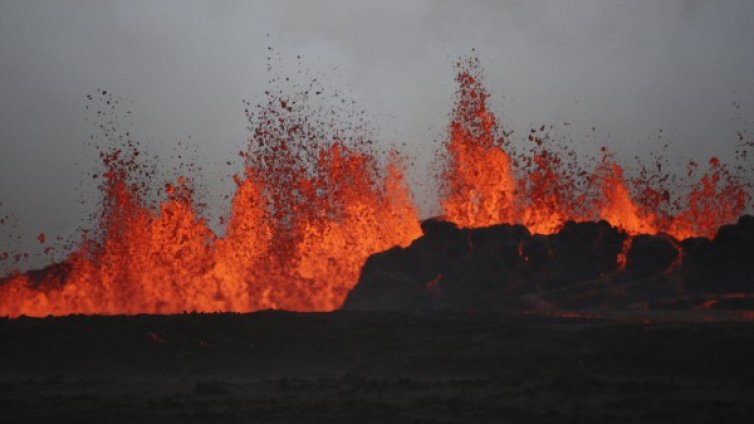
0,92 -> 422,317
440,65 -> 518,229
1,56 -> 751,317
440,57 -> 750,240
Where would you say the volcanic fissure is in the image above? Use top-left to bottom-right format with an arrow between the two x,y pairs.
1,57 -> 752,317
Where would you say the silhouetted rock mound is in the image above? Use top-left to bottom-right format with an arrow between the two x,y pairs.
343,215 -> 754,311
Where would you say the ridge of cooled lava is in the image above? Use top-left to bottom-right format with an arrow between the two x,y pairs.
344,215 -> 754,312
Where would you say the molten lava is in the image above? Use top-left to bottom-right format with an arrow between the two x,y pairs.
0,56 -> 752,317
440,57 -> 750,240
0,90 -> 422,317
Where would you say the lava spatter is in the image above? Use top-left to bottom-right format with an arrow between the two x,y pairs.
1,55 -> 752,317
438,55 -> 750,239
0,79 -> 421,317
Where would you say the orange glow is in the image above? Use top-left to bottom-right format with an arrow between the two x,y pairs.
440,68 -> 517,228
592,156 -> 657,235
439,58 -> 750,240
667,158 -> 749,239
615,237 -> 633,271
0,96 -> 421,317
518,149 -> 583,234
1,57 -> 752,317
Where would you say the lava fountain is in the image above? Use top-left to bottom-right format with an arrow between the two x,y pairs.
439,56 -> 750,239
0,56 -> 751,317
0,85 -> 422,317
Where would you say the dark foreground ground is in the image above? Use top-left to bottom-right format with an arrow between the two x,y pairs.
1,311 -> 753,423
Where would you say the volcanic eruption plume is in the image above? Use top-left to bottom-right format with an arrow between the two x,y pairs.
0,55 -> 752,317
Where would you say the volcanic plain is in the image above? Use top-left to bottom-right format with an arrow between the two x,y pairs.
1,311 -> 753,423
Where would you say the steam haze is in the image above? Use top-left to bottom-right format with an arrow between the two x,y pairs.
1,0 -> 753,271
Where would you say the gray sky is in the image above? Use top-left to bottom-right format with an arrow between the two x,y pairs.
1,0 -> 754,271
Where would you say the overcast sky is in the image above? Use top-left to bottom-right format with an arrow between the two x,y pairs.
1,0 -> 753,271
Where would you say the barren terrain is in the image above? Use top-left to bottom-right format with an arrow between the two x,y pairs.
1,311 -> 753,423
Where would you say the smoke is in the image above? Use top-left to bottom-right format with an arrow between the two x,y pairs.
1,0 -> 753,271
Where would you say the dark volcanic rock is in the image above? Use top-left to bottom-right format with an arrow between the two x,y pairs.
345,219 -> 534,311
343,216 -> 754,311
3,312 -> 754,423
682,215 -> 754,294
345,219 -> 629,311
541,220 -> 626,290
625,234 -> 679,278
